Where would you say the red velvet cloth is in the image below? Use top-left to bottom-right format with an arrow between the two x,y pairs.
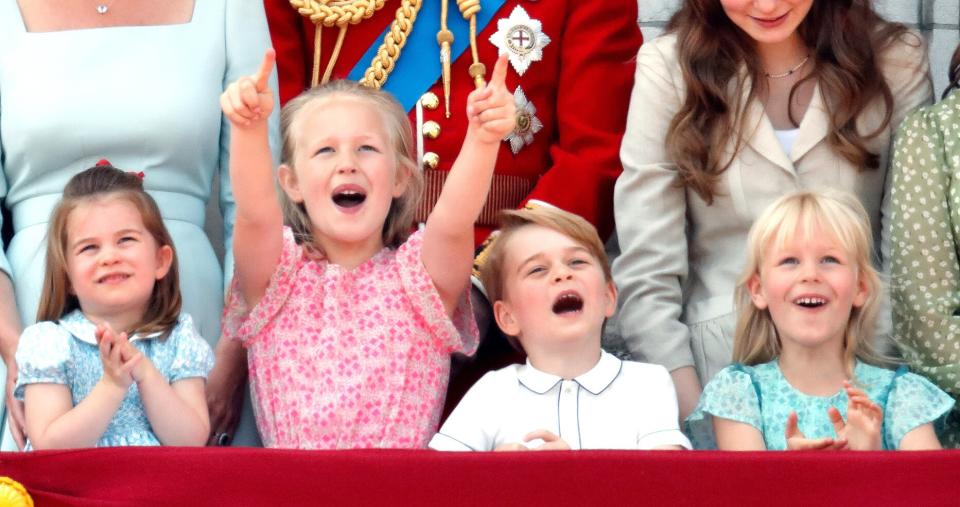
2,448 -> 959,506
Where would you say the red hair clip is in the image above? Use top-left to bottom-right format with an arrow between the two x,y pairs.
130,171 -> 145,180
96,159 -> 112,167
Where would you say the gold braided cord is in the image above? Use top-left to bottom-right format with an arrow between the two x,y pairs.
456,0 -> 485,88
360,0 -> 422,88
289,0 -> 387,86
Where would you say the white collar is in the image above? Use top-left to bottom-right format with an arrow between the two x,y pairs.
517,350 -> 623,395
58,309 -> 163,345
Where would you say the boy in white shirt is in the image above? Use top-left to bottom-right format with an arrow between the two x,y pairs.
430,207 -> 691,451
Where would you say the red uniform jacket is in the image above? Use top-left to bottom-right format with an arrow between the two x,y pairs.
263,0 -> 642,245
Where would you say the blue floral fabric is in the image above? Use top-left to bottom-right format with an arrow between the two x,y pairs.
15,310 -> 213,448
686,359 -> 954,450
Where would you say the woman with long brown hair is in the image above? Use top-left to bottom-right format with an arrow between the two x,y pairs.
609,0 -> 931,422
889,43 -> 960,447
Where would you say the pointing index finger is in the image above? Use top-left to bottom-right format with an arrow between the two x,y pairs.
253,48 -> 276,92
488,53 -> 509,89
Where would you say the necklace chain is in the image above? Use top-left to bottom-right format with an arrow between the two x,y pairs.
765,54 -> 810,79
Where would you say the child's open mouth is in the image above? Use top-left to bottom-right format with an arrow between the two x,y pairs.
552,292 -> 584,315
793,296 -> 827,309
332,187 -> 367,208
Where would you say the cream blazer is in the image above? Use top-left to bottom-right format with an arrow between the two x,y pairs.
608,33 -> 932,385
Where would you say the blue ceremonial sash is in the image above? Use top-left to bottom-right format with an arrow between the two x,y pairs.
348,0 -> 504,112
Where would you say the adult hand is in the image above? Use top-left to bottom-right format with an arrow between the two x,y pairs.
785,411 -> 847,450
206,338 -> 248,446
5,362 -> 25,450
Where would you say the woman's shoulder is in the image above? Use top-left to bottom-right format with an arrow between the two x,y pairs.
636,33 -> 680,68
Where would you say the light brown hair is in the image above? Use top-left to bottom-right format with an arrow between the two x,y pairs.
480,206 -> 612,306
278,80 -> 424,251
733,190 -> 885,376
37,165 -> 181,336
665,0 -> 917,204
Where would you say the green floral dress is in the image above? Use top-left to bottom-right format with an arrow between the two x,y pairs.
889,89 -> 960,447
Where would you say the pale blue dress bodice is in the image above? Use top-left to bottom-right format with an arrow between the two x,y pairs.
686,359 -> 955,450
15,310 -> 213,448
0,0 -> 279,447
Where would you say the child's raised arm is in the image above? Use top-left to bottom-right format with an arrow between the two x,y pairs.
24,325 -> 139,449
221,49 -> 284,308
423,55 -> 515,315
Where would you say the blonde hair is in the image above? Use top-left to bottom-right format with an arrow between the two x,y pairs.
37,165 -> 181,336
733,190 -> 884,375
278,80 -> 423,251
480,206 -> 612,306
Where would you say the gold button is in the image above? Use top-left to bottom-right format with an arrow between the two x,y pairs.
422,121 -> 441,140
420,92 -> 439,110
423,152 -> 439,169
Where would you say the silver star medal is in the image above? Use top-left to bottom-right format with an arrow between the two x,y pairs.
504,87 -> 543,155
489,6 -> 551,76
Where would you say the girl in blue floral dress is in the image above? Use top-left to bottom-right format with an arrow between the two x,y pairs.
14,165 -> 213,449
686,190 -> 953,450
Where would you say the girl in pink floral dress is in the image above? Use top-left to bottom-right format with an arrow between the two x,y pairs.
218,51 -> 514,449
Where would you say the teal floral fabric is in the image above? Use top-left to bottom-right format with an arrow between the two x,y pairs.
15,310 -> 213,448
685,360 -> 953,450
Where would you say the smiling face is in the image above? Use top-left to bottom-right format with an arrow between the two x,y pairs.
493,225 -> 617,352
65,197 -> 173,327
719,0 -> 813,48
747,222 -> 868,355
279,95 -> 409,258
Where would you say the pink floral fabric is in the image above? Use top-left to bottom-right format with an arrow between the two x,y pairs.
223,228 -> 478,449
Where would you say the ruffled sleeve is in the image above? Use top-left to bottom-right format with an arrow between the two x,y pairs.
883,370 -> 955,449
14,322 -> 72,399
222,226 -> 305,346
167,314 -> 215,382
684,364 -> 761,449
395,229 -> 479,356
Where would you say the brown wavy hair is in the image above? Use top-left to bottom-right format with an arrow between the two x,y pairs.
665,0 -> 913,203
37,166 -> 181,337
945,43 -> 960,98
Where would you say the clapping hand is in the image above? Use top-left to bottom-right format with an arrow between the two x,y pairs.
784,411 -> 848,450
466,54 -> 516,145
828,381 -> 883,451
96,323 -> 140,390
221,49 -> 276,128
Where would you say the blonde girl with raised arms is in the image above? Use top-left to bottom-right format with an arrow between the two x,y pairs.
685,190 -> 953,450
220,50 -> 514,449
15,165 -> 213,449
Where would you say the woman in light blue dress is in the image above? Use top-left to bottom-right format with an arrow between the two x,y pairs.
0,0 -> 279,449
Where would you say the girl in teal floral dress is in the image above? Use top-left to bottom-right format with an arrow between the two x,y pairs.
14,165 -> 213,449
686,190 -> 952,450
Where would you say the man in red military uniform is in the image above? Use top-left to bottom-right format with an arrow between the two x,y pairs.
206,0 -> 642,446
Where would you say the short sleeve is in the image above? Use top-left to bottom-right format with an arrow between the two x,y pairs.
396,229 -> 479,356
167,314 -> 215,382
429,370 -> 501,451
636,365 -> 692,450
222,227 -> 304,345
883,371 -> 955,449
684,365 -> 761,449
14,322 -> 72,399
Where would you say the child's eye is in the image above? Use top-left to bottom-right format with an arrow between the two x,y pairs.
315,146 -> 334,155
821,255 -> 841,264
777,257 -> 799,266
359,144 -> 379,153
570,258 -> 590,267
78,244 -> 96,254
527,266 -> 546,276
119,236 -> 138,244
